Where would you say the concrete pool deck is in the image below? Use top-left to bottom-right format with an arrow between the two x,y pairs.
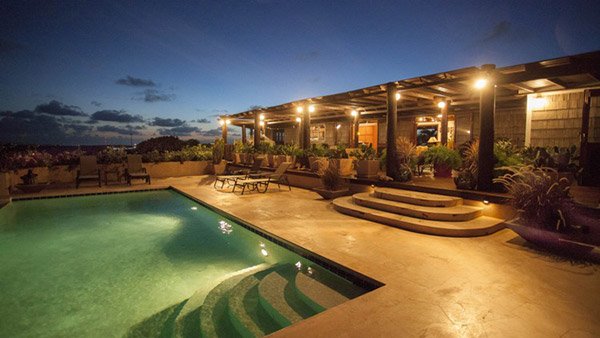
8,176 -> 600,337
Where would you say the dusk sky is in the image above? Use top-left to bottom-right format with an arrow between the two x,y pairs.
1,0 -> 599,145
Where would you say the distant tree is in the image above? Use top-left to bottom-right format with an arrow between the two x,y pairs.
135,136 -> 199,153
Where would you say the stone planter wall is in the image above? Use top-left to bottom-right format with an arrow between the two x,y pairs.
143,161 -> 212,178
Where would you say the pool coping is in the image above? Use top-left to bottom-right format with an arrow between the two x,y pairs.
5,185 -> 384,292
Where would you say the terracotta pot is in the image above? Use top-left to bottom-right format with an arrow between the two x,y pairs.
213,160 -> 227,175
433,163 -> 452,178
273,155 -> 287,168
313,187 -> 350,200
356,160 -> 379,179
309,157 -> 328,172
329,158 -> 353,176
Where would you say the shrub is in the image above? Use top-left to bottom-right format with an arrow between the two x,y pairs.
212,138 -> 225,164
135,136 -> 198,154
494,166 -> 572,231
97,147 -> 127,164
327,145 -> 349,159
318,159 -> 343,191
422,146 -> 462,169
350,143 -> 378,161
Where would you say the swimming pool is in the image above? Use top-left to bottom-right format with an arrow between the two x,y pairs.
0,190 -> 373,337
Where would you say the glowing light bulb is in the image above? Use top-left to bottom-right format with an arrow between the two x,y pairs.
531,96 -> 547,109
261,248 -> 268,256
259,121 -> 265,126
296,106 -> 304,113
351,110 -> 358,117
308,104 -> 315,113
259,114 -> 265,121
225,119 -> 231,125
483,200 -> 490,205
336,124 -> 341,129
437,114 -> 443,118
219,120 -> 225,126
395,92 -> 401,100
474,78 -> 488,89
295,117 -> 301,123
437,101 -> 446,109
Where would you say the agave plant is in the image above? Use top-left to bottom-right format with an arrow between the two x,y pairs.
493,165 -> 572,232
317,159 -> 343,191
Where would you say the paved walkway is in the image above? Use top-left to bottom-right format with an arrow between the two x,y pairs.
9,176 -> 600,337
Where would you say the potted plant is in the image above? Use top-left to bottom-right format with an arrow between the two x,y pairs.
307,144 -> 328,172
422,145 -> 461,178
455,139 -> 479,190
494,165 -> 600,261
233,140 -> 244,164
313,159 -> 350,199
327,145 -> 353,176
272,145 -> 287,168
350,143 -> 379,179
395,137 -> 416,182
212,138 -> 227,175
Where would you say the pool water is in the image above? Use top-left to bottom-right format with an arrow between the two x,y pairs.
0,190 -> 368,337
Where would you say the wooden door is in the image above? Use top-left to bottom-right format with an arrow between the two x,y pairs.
359,123 -> 378,148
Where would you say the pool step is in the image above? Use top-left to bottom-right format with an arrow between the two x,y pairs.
353,193 -> 482,221
333,196 -> 504,237
258,268 -> 305,327
294,272 -> 350,312
374,187 -> 463,207
198,264 -> 274,338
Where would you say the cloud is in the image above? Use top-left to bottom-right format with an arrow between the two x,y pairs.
34,100 -> 87,116
158,125 -> 200,136
65,124 -> 93,133
97,125 -> 141,135
194,118 -> 210,123
140,89 -> 176,103
480,21 -> 512,43
90,110 -> 144,123
150,117 -> 186,127
115,75 -> 156,87
0,38 -> 26,54
91,101 -> 102,107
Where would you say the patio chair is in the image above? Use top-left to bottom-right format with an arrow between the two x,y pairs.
232,162 -> 292,195
125,155 -> 151,185
76,155 -> 101,188
213,156 -> 264,189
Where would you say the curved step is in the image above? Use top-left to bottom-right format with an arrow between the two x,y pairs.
353,193 -> 482,221
199,264 -> 273,338
258,270 -> 303,327
333,196 -> 505,237
374,187 -> 462,207
294,272 -> 349,312
228,275 -> 280,338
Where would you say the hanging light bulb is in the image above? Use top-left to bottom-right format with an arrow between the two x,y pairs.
218,119 -> 225,126
296,106 -> 304,114
474,78 -> 488,89
295,117 -> 301,123
437,101 -> 446,109
259,114 -> 265,121
308,104 -> 315,113
395,92 -> 401,100
351,110 -> 358,117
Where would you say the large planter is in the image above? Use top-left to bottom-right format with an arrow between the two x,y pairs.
356,160 -> 379,179
508,220 -> 600,262
0,172 -> 11,198
212,160 -> 228,175
253,155 -> 268,168
233,153 -> 241,164
273,155 -> 287,168
143,161 -> 212,178
433,163 -> 452,178
15,183 -> 49,194
329,158 -> 353,176
309,157 -> 328,172
313,187 -> 350,200
267,154 -> 276,168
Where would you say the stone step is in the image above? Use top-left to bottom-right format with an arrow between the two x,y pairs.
374,187 -> 463,207
227,275 -> 280,338
258,270 -> 305,327
199,264 -> 273,338
294,272 -> 350,312
353,193 -> 482,221
333,196 -> 504,237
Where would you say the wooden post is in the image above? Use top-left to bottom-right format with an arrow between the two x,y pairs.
241,125 -> 247,144
302,108 -> 311,150
440,99 -> 449,146
254,112 -> 261,149
386,83 -> 399,179
353,112 -> 360,147
477,64 -> 496,191
469,110 -> 475,141
221,121 -> 228,144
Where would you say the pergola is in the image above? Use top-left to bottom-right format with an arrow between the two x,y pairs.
222,51 -> 600,191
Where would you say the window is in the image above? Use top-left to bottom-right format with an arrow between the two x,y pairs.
310,124 -> 326,143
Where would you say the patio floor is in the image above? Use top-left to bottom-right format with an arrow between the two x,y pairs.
8,176 -> 600,337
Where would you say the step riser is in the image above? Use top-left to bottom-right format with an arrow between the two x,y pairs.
354,196 -> 481,221
333,199 -> 505,237
374,191 -> 461,207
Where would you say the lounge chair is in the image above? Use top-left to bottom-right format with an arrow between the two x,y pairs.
232,162 -> 292,195
213,156 -> 264,189
76,155 -> 101,188
125,155 -> 151,185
